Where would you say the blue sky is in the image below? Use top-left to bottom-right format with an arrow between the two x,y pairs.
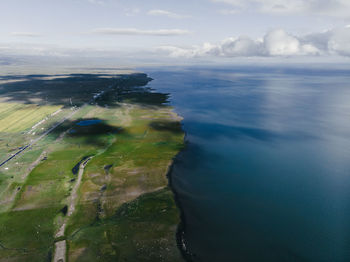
0,0 -> 350,62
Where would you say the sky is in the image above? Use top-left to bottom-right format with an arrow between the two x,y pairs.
0,0 -> 350,64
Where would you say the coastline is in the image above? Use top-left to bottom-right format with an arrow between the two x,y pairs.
166,120 -> 195,262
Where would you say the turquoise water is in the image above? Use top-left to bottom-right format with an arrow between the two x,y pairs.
76,119 -> 102,126
144,66 -> 350,261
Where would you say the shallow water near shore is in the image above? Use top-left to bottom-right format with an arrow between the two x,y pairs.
142,65 -> 350,261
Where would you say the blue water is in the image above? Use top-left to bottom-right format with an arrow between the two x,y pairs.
76,119 -> 102,126
143,66 -> 350,261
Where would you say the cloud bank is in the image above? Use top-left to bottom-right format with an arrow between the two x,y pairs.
91,27 -> 190,36
158,27 -> 350,58
1,27 -> 349,62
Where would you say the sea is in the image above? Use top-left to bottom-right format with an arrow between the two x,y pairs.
143,65 -> 350,262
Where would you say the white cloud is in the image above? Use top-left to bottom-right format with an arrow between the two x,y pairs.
90,28 -> 190,36
212,0 -> 350,17
157,42 -> 220,58
327,27 -> 350,56
159,29 -> 326,58
301,44 -> 320,55
301,27 -> 350,56
264,29 -> 319,56
199,42 -> 222,56
11,32 -> 41,37
301,30 -> 332,51
221,36 -> 263,56
264,30 -> 300,55
147,9 -> 190,19
157,46 -> 196,58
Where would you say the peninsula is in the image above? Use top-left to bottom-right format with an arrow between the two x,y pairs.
0,73 -> 185,261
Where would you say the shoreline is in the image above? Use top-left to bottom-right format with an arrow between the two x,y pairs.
166,120 -> 195,262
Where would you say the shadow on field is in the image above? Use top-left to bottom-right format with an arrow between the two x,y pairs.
52,118 -> 125,147
149,120 -> 183,134
115,87 -> 170,106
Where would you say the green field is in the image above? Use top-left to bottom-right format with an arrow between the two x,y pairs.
0,74 -> 184,261
0,103 -> 62,133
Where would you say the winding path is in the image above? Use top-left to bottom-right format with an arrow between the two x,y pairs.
53,157 -> 92,262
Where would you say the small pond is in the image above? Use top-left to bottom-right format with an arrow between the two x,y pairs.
76,119 -> 102,126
